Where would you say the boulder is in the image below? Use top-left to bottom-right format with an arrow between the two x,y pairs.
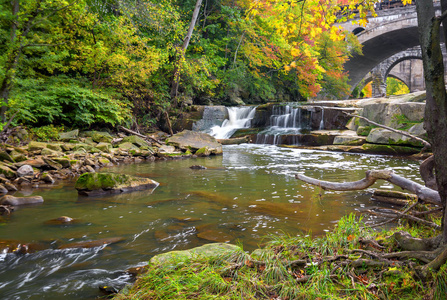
10,150 -> 27,162
42,158 -> 63,170
0,165 -> 16,178
91,131 -> 113,143
0,195 -> 44,205
96,142 -> 113,153
366,128 -> 424,147
150,243 -> 242,266
0,151 -> 15,163
359,102 -> 425,129
166,130 -> 222,155
118,142 -> 140,151
333,135 -> 366,146
41,148 -> 63,157
0,184 -> 8,193
17,165 -> 34,177
122,135 -> 149,148
46,144 -> 63,152
28,141 -> 47,152
41,172 -> 55,184
59,129 -> 79,141
75,172 -> 159,196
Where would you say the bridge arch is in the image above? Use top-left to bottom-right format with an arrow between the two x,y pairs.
339,3 -> 443,97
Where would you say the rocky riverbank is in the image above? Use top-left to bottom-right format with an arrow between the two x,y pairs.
0,128 -> 222,211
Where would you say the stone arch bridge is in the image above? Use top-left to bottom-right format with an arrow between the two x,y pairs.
340,1 -> 447,97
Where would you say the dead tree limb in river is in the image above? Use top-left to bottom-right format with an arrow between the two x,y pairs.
295,170 -> 441,205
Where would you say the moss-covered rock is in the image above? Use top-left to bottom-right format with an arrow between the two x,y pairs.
122,135 -> 148,148
118,142 -> 140,151
96,142 -> 112,153
361,143 -> 421,155
46,144 -> 63,152
91,131 -> 113,143
41,148 -> 63,157
75,172 -> 159,196
195,147 -> 211,156
10,150 -> 27,162
149,243 -> 242,267
0,151 -> 15,163
52,158 -> 71,168
28,141 -> 47,152
357,126 -> 373,136
0,165 -> 16,178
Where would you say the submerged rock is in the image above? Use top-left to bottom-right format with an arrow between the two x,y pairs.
44,216 -> 77,225
75,172 -> 159,196
0,195 -> 44,206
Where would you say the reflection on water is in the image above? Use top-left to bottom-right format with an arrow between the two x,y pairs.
0,144 -> 422,299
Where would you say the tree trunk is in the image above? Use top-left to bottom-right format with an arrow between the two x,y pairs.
170,0 -> 203,101
415,0 -> 447,241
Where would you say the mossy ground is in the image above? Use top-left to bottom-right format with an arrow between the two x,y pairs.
114,214 -> 446,300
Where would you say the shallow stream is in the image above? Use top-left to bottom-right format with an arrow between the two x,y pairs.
0,144 -> 422,299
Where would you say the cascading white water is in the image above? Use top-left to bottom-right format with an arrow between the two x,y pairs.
319,107 -> 324,130
255,105 -> 311,144
209,106 -> 257,139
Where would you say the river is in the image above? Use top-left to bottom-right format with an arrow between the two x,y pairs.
0,144 -> 422,299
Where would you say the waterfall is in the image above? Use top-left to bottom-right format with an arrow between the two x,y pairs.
209,106 -> 257,139
319,107 -> 324,130
255,105 -> 311,145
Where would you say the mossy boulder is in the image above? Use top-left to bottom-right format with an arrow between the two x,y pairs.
52,158 -> 71,168
122,135 -> 149,148
357,126 -> 373,137
91,131 -> 113,143
10,151 -> 27,162
0,165 -> 16,178
41,148 -> 63,157
46,144 -> 63,152
195,147 -> 211,156
366,128 -> 425,147
28,141 -> 47,152
361,144 -> 421,155
149,243 -> 242,267
118,142 -> 140,151
0,151 -> 15,163
75,172 -> 159,196
96,142 -> 113,153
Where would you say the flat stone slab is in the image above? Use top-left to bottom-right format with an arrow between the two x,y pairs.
75,172 -> 159,196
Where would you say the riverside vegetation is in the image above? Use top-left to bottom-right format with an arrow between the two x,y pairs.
114,214 -> 447,300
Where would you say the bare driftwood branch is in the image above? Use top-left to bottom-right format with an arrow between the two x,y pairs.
364,202 -> 418,229
296,169 -> 440,205
118,126 -> 162,145
344,112 -> 431,148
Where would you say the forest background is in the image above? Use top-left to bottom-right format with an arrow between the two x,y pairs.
0,0 -> 380,133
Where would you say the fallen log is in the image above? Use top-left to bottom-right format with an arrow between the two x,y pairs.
296,169 -> 441,205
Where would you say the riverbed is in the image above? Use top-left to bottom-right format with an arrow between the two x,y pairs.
0,144 -> 422,299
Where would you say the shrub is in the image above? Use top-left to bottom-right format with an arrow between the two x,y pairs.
8,76 -> 132,128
